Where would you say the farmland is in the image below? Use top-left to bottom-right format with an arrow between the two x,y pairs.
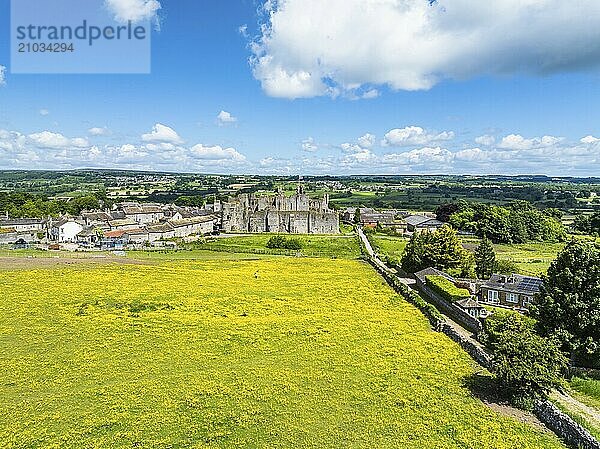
0,257 -> 565,448
195,234 -> 361,259
369,234 -> 566,276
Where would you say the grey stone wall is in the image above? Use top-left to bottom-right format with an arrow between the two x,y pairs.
416,281 -> 484,334
534,401 -> 600,449
362,243 -> 600,449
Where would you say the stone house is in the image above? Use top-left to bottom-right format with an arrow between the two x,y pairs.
0,218 -> 46,233
480,273 -> 542,311
147,223 -> 176,242
169,215 -> 216,238
108,218 -> 139,231
122,204 -> 165,225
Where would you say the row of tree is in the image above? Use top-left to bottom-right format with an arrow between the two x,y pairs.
436,200 -> 566,243
573,212 -> 600,235
0,192 -> 102,218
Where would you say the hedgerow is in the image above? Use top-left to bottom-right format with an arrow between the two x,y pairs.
426,275 -> 472,303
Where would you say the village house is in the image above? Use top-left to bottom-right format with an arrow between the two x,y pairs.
81,211 -> 113,229
0,218 -> 47,244
101,230 -> 128,250
480,273 -> 542,311
404,215 -> 445,233
169,215 -> 216,238
124,229 -> 151,246
146,222 -> 176,243
49,218 -> 84,243
122,204 -> 165,225
76,227 -> 102,247
0,218 -> 46,233
108,218 -> 139,231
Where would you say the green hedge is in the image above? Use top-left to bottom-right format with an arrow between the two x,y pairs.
426,275 -> 471,303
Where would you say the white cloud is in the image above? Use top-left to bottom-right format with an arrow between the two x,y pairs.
141,123 -> 184,144
498,134 -> 562,150
189,144 -> 246,162
88,127 -> 110,136
216,110 -> 238,125
581,135 -> 600,144
0,65 -> 5,86
250,0 -> 600,99
361,89 -> 379,100
475,135 -> 495,146
339,142 -> 363,154
28,131 -> 89,149
382,126 -> 454,147
39,109 -> 49,116
357,133 -> 376,149
105,0 -> 161,23
301,137 -> 318,152
382,147 -> 453,166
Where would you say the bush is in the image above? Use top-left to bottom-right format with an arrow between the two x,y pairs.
425,275 -> 471,303
495,259 -> 518,275
266,235 -> 303,250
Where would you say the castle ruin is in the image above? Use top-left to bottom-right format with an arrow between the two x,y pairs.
221,186 -> 339,234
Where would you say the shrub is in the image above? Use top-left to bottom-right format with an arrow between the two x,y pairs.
266,235 -> 303,250
495,259 -> 518,275
425,275 -> 471,303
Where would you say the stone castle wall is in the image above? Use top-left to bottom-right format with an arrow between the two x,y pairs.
221,189 -> 339,234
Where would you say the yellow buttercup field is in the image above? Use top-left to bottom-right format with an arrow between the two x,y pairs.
0,258 -> 564,448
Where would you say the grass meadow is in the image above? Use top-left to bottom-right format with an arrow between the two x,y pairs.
195,234 -> 361,259
0,257 -> 565,448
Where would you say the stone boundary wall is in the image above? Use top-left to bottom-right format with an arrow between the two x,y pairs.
360,240 -> 600,449
534,401 -> 600,449
415,280 -> 483,334
439,322 -> 494,371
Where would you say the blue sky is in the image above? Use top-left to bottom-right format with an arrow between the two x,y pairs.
1,0 -> 600,175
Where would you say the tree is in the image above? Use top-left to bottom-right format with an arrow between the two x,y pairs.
353,208 -> 361,224
475,236 -> 497,279
435,203 -> 460,222
483,311 -> 567,406
531,240 -> 600,368
400,226 -> 474,276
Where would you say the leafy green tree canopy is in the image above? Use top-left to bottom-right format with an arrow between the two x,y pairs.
475,236 -> 497,279
483,311 -> 567,406
401,225 -> 474,277
531,240 -> 600,368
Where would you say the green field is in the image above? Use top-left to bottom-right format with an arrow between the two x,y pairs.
570,377 -> 600,410
196,234 -> 361,259
492,242 -> 565,276
368,234 -> 565,277
0,258 -> 564,448
369,234 -> 408,259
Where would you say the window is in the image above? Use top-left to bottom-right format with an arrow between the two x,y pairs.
523,296 -> 533,306
487,290 -> 499,304
507,293 -> 519,303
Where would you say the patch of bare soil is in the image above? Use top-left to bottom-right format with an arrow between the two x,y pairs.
0,255 -> 153,270
485,400 -> 553,434
465,371 -> 554,434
